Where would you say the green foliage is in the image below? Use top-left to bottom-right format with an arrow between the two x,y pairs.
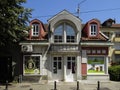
0,0 -> 32,46
108,65 -> 120,81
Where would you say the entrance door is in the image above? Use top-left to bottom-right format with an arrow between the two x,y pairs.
52,56 -> 63,81
66,56 -> 76,81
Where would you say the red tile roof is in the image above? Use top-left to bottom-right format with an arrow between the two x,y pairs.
81,32 -> 108,41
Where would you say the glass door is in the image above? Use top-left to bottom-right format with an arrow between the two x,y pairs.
66,56 -> 76,81
52,56 -> 63,80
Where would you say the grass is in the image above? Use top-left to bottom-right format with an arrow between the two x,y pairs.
88,70 -> 104,73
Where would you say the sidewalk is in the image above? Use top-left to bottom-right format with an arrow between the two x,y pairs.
0,80 -> 120,90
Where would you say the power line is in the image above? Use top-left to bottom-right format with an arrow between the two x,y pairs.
81,7 -> 120,14
30,7 -> 120,19
79,0 -> 87,5
77,0 -> 87,17
31,12 -> 77,19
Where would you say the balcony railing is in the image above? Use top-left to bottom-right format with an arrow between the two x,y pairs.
50,44 -> 79,52
113,37 -> 120,42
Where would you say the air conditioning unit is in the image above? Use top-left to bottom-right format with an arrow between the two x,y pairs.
21,45 -> 33,52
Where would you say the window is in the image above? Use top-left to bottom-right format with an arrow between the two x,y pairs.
54,25 -> 63,42
116,32 -> 120,37
66,25 -> 75,42
92,50 -> 96,54
23,55 -> 41,75
102,50 -> 106,54
90,24 -> 97,36
115,55 -> 120,62
87,50 -> 91,54
32,24 -> 39,36
54,23 -> 76,43
53,57 -> 62,74
97,50 -> 101,54
67,56 -> 76,74
87,56 -> 105,74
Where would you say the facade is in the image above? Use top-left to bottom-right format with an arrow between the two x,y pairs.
81,19 -> 112,80
19,10 -> 113,82
101,19 -> 120,64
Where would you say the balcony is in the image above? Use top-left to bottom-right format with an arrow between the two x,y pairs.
114,50 -> 120,54
114,37 -> 120,42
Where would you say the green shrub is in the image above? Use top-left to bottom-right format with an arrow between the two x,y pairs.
108,65 -> 120,81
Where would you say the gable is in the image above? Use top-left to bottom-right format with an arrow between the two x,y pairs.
48,10 -> 81,33
48,10 -> 80,23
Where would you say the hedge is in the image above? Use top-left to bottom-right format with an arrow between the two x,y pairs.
108,65 -> 120,81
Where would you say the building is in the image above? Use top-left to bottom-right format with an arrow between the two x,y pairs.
81,19 -> 112,80
101,19 -> 120,64
19,10 -> 113,82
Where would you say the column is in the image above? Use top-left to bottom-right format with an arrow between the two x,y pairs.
76,55 -> 81,80
63,56 -> 66,81
105,56 -> 109,74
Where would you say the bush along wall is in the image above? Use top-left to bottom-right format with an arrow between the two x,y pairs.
108,65 -> 120,81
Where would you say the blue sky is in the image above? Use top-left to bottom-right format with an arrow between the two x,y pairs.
24,0 -> 120,24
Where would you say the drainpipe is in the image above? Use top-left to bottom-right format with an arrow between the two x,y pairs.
43,43 -> 51,58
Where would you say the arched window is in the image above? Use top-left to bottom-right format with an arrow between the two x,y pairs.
54,25 -> 63,42
66,25 -> 75,42
54,23 -> 76,43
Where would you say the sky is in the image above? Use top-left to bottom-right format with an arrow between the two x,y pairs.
24,0 -> 120,24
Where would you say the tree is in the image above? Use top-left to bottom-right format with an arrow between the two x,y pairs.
0,0 -> 32,46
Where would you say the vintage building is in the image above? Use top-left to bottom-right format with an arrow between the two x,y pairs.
19,10 -> 113,82
101,19 -> 120,64
81,19 -> 112,80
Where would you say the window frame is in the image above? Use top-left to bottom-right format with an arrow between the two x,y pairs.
66,25 -> 76,43
23,54 -> 42,76
87,56 -> 105,74
54,23 -> 76,43
32,24 -> 40,37
90,24 -> 98,36
67,56 -> 76,74
53,56 -> 62,74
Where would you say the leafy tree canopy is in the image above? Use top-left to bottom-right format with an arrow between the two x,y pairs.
0,0 -> 32,46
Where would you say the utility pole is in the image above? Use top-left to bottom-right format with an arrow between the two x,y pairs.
77,4 -> 80,18
77,0 -> 87,18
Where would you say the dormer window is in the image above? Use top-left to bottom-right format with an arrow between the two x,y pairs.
32,24 -> 39,36
90,24 -> 97,36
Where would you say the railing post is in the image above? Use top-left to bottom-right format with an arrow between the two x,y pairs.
29,88 -> 33,90
77,81 -> 79,90
97,81 -> 100,90
54,81 -> 57,90
5,80 -> 8,90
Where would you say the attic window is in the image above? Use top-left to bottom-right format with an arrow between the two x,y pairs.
32,24 -> 40,36
90,24 -> 97,36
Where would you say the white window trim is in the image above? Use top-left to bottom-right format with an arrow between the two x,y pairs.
32,24 -> 40,37
54,23 -> 76,43
23,54 -> 42,76
89,24 -> 97,36
87,56 -> 106,75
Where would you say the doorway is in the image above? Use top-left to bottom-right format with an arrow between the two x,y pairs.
66,56 -> 76,81
52,56 -> 63,81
